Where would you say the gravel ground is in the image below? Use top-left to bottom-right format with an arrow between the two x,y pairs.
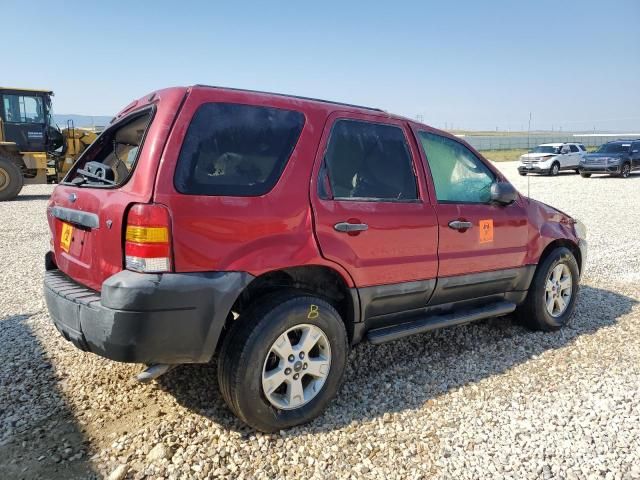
1,164 -> 639,480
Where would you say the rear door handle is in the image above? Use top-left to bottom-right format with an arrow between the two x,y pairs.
334,222 -> 369,233
448,220 -> 473,231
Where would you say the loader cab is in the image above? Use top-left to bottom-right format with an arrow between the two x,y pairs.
0,88 -> 63,153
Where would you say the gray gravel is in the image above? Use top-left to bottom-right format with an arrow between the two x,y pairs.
1,164 -> 639,479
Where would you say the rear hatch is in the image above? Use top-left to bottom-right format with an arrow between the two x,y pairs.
47,88 -> 187,291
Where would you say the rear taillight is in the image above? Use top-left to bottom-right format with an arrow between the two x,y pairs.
125,203 -> 172,273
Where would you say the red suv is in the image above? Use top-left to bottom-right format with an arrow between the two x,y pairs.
44,86 -> 587,431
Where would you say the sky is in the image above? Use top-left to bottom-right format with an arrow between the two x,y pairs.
3,0 -> 639,131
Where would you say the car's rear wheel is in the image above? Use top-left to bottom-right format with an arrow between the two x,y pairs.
519,171 -> 527,176
549,162 -> 560,176
217,292 -> 348,432
0,157 -> 24,201
580,172 -> 591,178
516,247 -> 579,331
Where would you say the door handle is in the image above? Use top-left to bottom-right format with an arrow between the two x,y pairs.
448,220 -> 473,231
334,222 -> 369,233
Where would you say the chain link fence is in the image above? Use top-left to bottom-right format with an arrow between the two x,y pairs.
456,134 -> 640,151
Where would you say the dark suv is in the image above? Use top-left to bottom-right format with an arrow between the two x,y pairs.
579,140 -> 640,178
44,86 -> 587,431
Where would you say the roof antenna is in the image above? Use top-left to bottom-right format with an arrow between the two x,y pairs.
527,112 -> 532,203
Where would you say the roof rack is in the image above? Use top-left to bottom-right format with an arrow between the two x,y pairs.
195,85 -> 383,113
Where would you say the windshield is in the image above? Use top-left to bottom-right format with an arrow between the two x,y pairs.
532,146 -> 559,154
596,143 -> 630,154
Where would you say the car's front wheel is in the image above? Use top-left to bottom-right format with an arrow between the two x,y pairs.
549,162 -> 560,176
619,163 -> 631,178
516,247 -> 580,331
217,292 -> 348,432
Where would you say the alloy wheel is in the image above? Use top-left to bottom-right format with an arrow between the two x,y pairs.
622,164 -> 631,178
262,324 -> 331,410
545,263 -> 572,317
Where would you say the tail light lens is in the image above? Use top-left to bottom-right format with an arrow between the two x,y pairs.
125,203 -> 172,273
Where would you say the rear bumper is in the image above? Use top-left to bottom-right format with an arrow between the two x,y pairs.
44,256 -> 254,364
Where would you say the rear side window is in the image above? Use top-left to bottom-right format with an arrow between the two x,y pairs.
65,109 -> 153,187
322,119 -> 417,201
174,103 -> 304,196
579,144 -> 586,151
569,145 -> 579,153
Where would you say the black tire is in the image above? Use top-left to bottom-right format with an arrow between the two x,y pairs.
516,247 -> 580,331
0,157 -> 24,201
580,172 -> 591,178
574,169 -> 580,174
217,291 -> 348,432
518,171 -> 527,176
619,163 -> 631,178
549,162 -> 560,176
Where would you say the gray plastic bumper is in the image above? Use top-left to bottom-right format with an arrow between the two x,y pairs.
44,263 -> 253,364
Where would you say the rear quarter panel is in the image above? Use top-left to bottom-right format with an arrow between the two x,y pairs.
47,88 -> 187,291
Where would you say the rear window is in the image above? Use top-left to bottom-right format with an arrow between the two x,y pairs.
65,109 -> 153,187
174,103 -> 304,196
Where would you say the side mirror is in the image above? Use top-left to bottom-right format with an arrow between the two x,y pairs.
490,182 -> 518,206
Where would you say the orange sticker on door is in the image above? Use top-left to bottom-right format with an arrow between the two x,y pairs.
479,219 -> 494,243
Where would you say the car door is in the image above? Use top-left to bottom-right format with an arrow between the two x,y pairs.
310,113 -> 439,320
558,145 -> 572,169
412,128 -> 530,305
631,142 -> 640,170
568,144 -> 581,168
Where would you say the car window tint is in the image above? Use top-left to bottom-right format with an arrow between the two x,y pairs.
323,119 -> 417,201
569,145 -> 579,152
174,103 -> 304,196
579,144 -> 586,151
418,132 -> 494,203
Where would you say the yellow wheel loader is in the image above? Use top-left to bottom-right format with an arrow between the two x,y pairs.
0,87 -> 99,201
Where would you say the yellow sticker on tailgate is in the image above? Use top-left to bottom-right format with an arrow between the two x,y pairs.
60,222 -> 73,252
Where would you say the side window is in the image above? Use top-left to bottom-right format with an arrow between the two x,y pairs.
174,103 -> 305,196
569,145 -> 579,153
2,94 -> 44,123
579,144 -> 586,151
322,119 -> 417,201
418,132 -> 495,204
